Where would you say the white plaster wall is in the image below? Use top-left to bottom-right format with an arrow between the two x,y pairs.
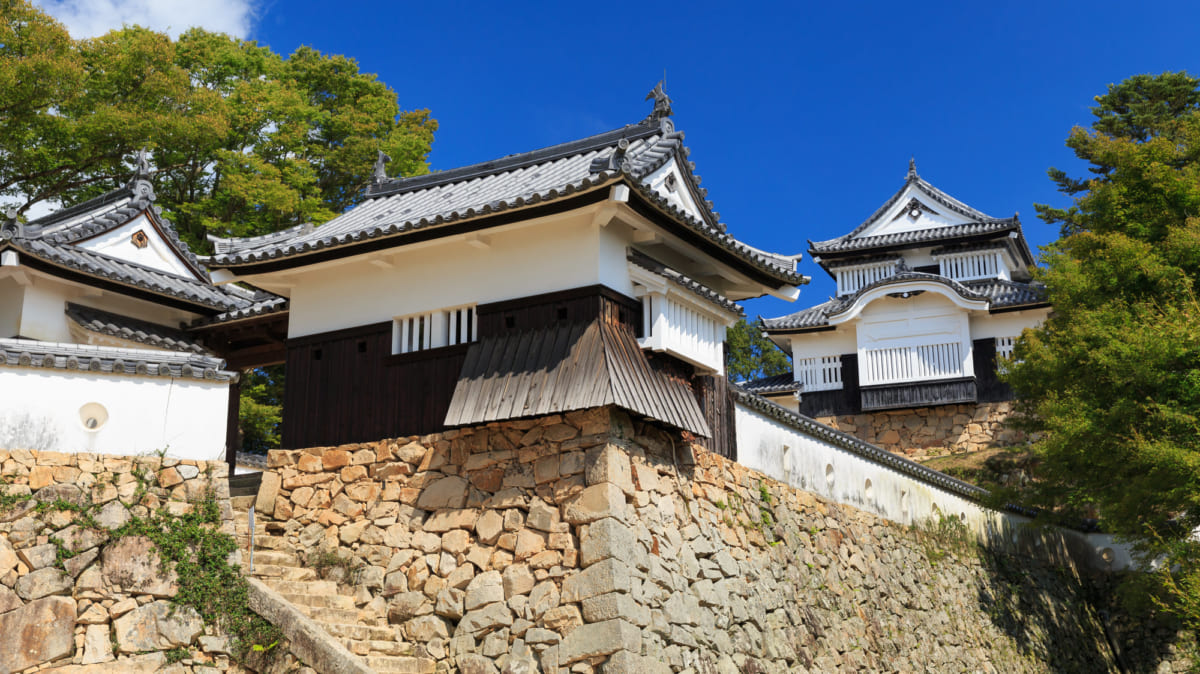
286,212 -> 633,338
970,307 -> 1049,341
19,279 -> 74,342
0,278 -> 23,338
0,368 -> 228,461
75,214 -> 200,280
787,327 -> 857,360
643,158 -> 704,223
734,401 -> 1134,571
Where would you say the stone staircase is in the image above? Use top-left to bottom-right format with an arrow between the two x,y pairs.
232,497 -> 434,673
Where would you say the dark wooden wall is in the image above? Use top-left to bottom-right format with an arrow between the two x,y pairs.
973,337 -> 1013,403
695,374 -> 737,460
798,354 -> 861,418
281,322 -> 468,448
281,284 -> 733,449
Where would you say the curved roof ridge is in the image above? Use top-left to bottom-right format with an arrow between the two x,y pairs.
824,270 -> 987,318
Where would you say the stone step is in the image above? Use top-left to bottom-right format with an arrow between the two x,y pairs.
251,564 -> 317,581
252,535 -> 294,552
322,622 -> 396,642
365,656 -> 437,674
366,640 -> 414,657
281,592 -> 357,610
265,579 -> 339,596
299,606 -> 361,624
252,550 -> 302,567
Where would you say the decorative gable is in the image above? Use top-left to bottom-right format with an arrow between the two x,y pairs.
852,180 -> 990,240
73,213 -> 203,281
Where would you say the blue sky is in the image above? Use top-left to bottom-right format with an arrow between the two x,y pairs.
44,0 -> 1200,320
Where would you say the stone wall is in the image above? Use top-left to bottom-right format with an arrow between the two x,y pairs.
252,406 -> 1195,673
0,449 -> 244,672
816,400 -> 1027,459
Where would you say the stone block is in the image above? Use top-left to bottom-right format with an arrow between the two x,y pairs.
586,444 -> 634,494
581,592 -> 643,623
561,558 -> 630,603
0,584 -> 22,614
425,508 -> 480,533
525,499 -> 559,532
558,619 -> 640,665
255,470 -> 282,515
475,510 -> 504,545
113,599 -> 203,651
502,564 -> 535,598
81,622 -> 114,664
417,476 -> 469,510
465,570 -> 504,610
18,543 -> 56,570
580,517 -> 635,567
514,530 -> 546,561
101,536 -> 178,597
456,602 -> 512,637
0,596 -> 76,672
563,483 -> 626,524
322,449 -> 351,470
542,604 -> 582,633
15,567 -> 71,600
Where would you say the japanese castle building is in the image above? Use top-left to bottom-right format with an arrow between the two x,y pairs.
0,155 -> 286,461
207,86 -> 805,457
748,161 -> 1049,457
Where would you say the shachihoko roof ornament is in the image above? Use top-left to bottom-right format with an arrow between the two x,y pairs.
372,150 -> 392,185
644,81 -> 673,122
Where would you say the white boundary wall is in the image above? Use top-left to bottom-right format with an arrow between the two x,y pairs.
0,368 -> 229,462
734,398 -> 1136,572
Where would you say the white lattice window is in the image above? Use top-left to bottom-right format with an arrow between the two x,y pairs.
995,336 -> 1018,374
795,356 -> 842,391
935,250 -> 1008,282
861,342 -> 965,386
393,304 -> 477,354
835,262 -> 896,296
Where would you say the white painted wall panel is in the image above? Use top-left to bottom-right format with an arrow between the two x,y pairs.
286,214 -> 623,338
734,401 -> 1134,571
0,368 -> 228,461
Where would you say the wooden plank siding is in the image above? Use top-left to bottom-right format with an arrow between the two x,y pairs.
281,322 -> 467,448
282,284 -> 729,449
694,375 -> 737,460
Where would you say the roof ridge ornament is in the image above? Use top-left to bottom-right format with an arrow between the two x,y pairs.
907,157 -> 918,180
1,207 -> 22,240
372,150 -> 392,184
127,147 -> 156,202
644,81 -> 673,123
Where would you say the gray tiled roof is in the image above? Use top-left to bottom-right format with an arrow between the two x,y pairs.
65,303 -> 210,354
732,387 -> 988,500
26,178 -> 208,280
0,338 -> 236,381
762,271 -> 1044,332
627,250 -> 744,316
3,236 -> 250,312
961,279 -> 1048,309
208,107 -> 802,286
738,372 -> 800,395
192,294 -> 289,327
810,220 -> 1020,254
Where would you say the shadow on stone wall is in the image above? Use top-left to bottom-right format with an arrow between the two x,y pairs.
972,544 -> 1196,673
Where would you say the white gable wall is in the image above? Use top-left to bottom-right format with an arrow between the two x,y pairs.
855,183 -> 980,239
643,158 -> 705,223
75,214 -> 200,280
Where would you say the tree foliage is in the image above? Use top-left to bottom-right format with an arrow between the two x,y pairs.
725,318 -> 792,383
0,1 -> 436,250
1009,72 -> 1200,625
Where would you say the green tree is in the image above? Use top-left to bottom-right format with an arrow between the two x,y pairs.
0,2 -> 436,250
1008,72 -> 1200,628
726,318 -> 792,383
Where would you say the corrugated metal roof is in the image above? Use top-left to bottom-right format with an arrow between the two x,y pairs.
66,303 -> 210,354
444,320 -> 710,436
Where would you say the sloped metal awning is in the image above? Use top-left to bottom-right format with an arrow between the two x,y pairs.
444,319 -> 710,437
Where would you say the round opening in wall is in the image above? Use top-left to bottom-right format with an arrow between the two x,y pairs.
79,403 -> 108,432
825,464 -> 834,489
863,479 -> 873,500
1101,548 -> 1115,564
